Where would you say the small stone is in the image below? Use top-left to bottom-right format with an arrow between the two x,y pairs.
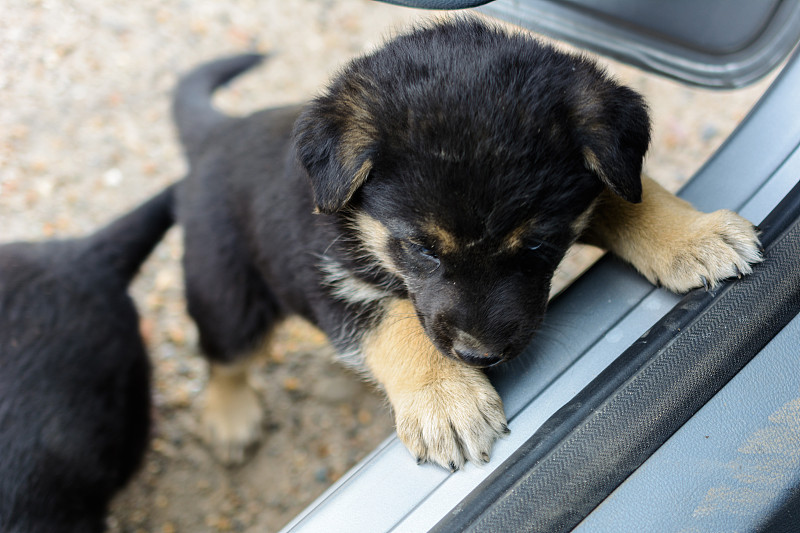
167,324 -> 186,346
154,268 -> 177,291
314,467 -> 329,483
701,124 -> 719,141
103,167 -> 123,187
168,386 -> 192,408
205,515 -> 233,531
283,376 -> 300,391
270,349 -> 286,364
142,161 -> 158,175
146,460 -> 162,475
139,317 -> 155,345
145,292 -> 164,310
155,493 -> 169,509
190,19 -> 208,35
315,443 -> 330,458
357,409 -> 372,425
129,509 -> 147,524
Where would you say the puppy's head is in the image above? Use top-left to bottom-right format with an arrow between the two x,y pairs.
295,18 -> 650,367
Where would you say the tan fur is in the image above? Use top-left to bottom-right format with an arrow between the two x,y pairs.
361,298 -> 508,470
584,176 -> 762,292
311,156 -> 373,214
422,221 -> 459,254
202,357 -> 264,465
582,146 -> 608,185
335,159 -> 373,211
571,197 -> 598,237
320,256 -> 390,307
352,212 -> 401,276
502,219 -> 539,252
337,77 -> 378,174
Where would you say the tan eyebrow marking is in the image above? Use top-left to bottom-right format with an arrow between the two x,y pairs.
502,218 -> 538,252
421,221 -> 459,254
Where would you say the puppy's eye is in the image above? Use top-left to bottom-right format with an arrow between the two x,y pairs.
415,243 -> 439,259
522,239 -> 559,267
406,241 -> 439,260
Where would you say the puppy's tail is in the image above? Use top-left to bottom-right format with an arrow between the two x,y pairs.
172,53 -> 265,158
80,183 -> 177,285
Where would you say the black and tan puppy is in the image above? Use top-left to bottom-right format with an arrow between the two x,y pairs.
0,186 -> 174,532
173,18 -> 761,470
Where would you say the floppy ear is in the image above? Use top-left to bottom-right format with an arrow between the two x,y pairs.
572,82 -> 651,204
293,83 -> 378,214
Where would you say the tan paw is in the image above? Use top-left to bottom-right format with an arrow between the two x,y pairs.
201,363 -> 263,465
641,209 -> 762,293
392,367 -> 509,471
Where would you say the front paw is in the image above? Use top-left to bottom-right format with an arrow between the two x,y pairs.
647,209 -> 762,293
392,368 -> 509,471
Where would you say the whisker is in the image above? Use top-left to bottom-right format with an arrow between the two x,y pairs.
322,234 -> 344,256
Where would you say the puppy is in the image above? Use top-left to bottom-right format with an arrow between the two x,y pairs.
172,18 -> 761,471
0,185 -> 174,532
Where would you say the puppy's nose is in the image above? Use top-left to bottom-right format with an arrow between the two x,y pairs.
451,331 -> 503,367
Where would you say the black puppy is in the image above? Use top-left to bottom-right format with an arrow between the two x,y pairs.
173,18 -> 761,470
0,185 -> 174,532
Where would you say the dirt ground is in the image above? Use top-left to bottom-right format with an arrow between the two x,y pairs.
0,1 -> 775,532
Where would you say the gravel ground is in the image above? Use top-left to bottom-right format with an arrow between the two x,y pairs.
0,1 -> 776,532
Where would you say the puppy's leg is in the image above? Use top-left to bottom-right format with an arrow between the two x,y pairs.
182,213 -> 277,464
584,176 -> 762,292
188,308 -> 272,465
362,299 -> 508,471
202,354 -> 264,465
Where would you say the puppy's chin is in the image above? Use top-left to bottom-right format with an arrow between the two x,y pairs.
417,311 -> 543,369
409,291 -> 546,369
445,349 -> 507,369
435,332 -> 531,368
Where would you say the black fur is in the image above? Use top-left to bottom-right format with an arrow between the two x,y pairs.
173,53 -> 265,163
0,185 -> 175,532
173,18 -> 650,368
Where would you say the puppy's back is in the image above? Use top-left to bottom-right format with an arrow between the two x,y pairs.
0,185 -> 175,532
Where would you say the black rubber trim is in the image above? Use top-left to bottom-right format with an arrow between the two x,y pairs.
761,482 -> 800,533
432,179 -> 800,533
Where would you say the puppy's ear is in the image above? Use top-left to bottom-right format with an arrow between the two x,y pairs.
293,80 -> 378,214
572,81 -> 651,204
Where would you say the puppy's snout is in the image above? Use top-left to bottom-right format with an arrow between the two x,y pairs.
451,330 -> 503,367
